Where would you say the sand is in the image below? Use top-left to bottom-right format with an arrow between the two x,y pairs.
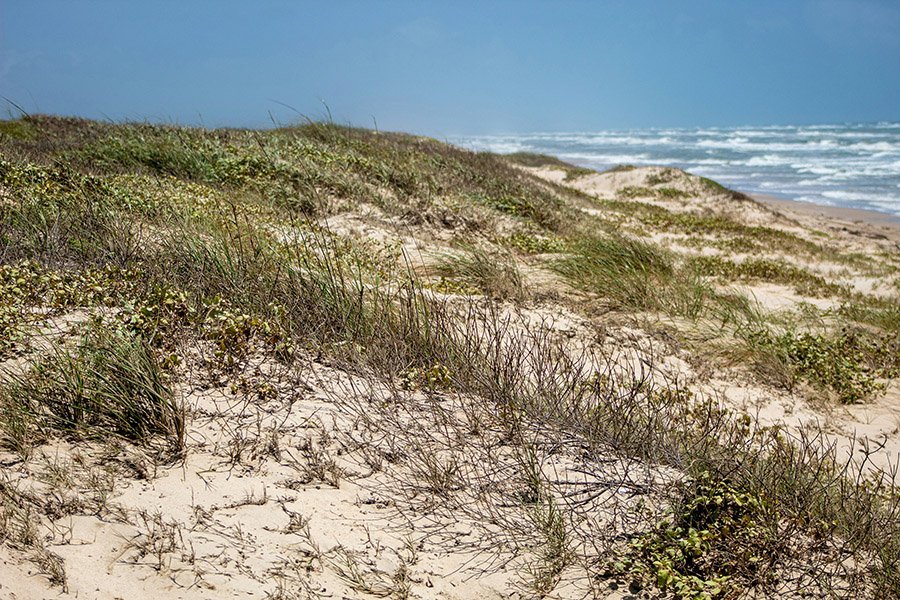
753,193 -> 900,244
2,160 -> 898,599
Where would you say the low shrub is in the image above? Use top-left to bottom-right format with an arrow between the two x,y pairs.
616,474 -> 777,599
746,329 -> 885,403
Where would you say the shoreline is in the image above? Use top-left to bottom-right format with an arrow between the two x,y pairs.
750,193 -> 900,243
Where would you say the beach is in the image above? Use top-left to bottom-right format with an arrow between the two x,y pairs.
0,117 -> 898,599
753,193 -> 900,243
5,0 -> 898,596
452,123 -> 900,218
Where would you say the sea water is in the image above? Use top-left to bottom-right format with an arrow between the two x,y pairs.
450,123 -> 900,217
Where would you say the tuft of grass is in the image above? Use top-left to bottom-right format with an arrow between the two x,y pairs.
840,296 -> 900,335
0,323 -> 184,454
601,164 -> 636,174
657,187 -> 688,199
0,159 -> 121,263
80,129 -> 224,181
0,118 -> 36,140
700,176 -> 754,202
552,234 -> 747,321
552,234 -> 673,310
645,169 -> 679,186
618,185 -> 688,200
434,246 -> 525,301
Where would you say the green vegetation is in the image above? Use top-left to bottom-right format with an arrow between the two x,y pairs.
0,115 -> 897,598
551,234 -> 758,325
592,195 -> 851,262
0,261 -> 142,357
398,363 -> 452,391
745,328 -> 896,403
548,228 -> 889,406
618,186 -> 659,199
616,474 -> 774,599
617,184 -> 688,200
501,231 -> 565,255
839,296 -> 900,334
700,176 -> 754,202
504,151 -> 594,180
600,164 -> 636,174
0,118 -> 35,140
689,255 -> 847,298
0,323 -> 183,454
645,168 -> 678,186
657,187 -> 689,199
434,246 -> 525,301
553,234 -> 679,310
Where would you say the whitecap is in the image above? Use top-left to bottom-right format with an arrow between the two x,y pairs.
746,154 -> 791,166
848,141 -> 900,153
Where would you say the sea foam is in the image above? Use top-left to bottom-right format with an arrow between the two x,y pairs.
451,123 -> 900,216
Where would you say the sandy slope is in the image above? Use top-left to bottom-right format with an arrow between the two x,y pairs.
1,160 -> 897,599
530,165 -> 900,472
0,357 -> 527,599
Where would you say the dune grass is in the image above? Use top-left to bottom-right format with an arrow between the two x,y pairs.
504,151 -> 594,180
434,245 -> 525,301
551,233 -> 760,326
0,116 -> 897,597
688,255 -> 848,298
0,323 -> 183,455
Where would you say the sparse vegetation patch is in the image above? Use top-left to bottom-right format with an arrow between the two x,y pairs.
0,116 -> 897,599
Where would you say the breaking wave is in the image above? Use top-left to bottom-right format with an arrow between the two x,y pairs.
450,123 -> 900,216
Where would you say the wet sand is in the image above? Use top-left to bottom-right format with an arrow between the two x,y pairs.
752,193 -> 900,244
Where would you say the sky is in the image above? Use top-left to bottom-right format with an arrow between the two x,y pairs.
1,0 -> 899,135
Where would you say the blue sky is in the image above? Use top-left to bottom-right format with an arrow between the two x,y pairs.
1,1 -> 898,134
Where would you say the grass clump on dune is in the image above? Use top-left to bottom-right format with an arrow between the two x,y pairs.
619,185 -> 688,200
505,151 -> 594,180
551,233 -> 755,323
0,116 -> 898,598
434,246 -> 525,302
552,234 -> 676,310
0,323 -> 184,455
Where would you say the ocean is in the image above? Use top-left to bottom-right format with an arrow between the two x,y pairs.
449,123 -> 900,217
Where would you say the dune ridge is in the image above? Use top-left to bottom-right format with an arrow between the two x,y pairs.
0,116 -> 898,599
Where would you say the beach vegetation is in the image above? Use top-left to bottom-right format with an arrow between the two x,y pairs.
501,231 -> 566,255
505,151 -> 594,180
0,118 -> 35,140
0,116 -> 897,599
600,164 -> 636,174
551,234 -> 761,325
0,322 -> 184,454
743,328 -> 887,403
688,255 -> 848,297
615,474 -> 775,599
434,245 -> 526,302
645,168 -> 679,185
